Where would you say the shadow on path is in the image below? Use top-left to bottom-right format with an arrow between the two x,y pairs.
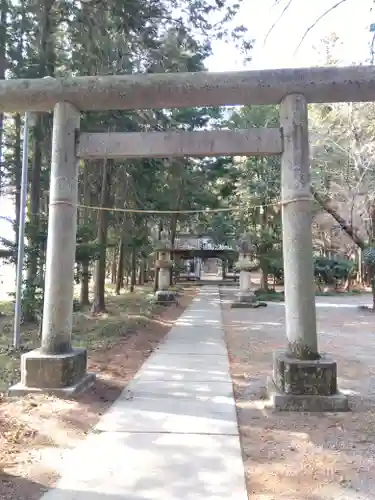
0,472 -> 49,500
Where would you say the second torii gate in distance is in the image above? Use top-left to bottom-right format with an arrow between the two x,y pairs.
4,65 -> 375,410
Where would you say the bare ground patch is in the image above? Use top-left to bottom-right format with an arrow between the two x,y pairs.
220,287 -> 375,500
0,285 -> 197,500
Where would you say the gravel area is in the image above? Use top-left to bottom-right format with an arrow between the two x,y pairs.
220,287 -> 375,500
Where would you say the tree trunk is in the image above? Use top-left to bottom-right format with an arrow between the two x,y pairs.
143,259 -> 148,283
24,0 -> 55,320
80,264 -> 90,306
169,216 -> 181,286
169,191 -> 181,286
91,160 -> 111,314
344,275 -> 352,292
312,189 -> 365,249
80,161 -> 91,306
221,260 -> 226,279
23,116 -> 43,322
153,221 -> 163,292
28,116 -> 42,269
130,247 -> 136,292
260,205 -> 270,291
357,247 -> 363,285
115,238 -> 124,294
138,260 -> 144,285
12,0 -> 26,249
260,261 -> 269,291
0,0 -> 6,193
169,256 -> 175,286
153,265 -> 159,292
111,251 -> 117,284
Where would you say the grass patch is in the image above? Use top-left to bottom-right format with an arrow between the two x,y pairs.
0,285 -> 162,392
0,300 -> 14,316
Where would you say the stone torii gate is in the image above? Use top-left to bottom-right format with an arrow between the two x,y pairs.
4,65 -> 375,409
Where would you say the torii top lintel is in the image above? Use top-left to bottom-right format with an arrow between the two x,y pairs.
1,65 -> 375,113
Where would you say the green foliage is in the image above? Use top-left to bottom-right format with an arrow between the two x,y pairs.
314,256 -> 356,286
202,212 -> 236,247
22,282 -> 44,323
233,259 -> 260,272
0,244 -> 13,260
0,0 -> 255,321
268,258 -> 284,282
363,247 -> 375,270
0,221 -> 45,322
0,220 -> 102,321
363,248 -> 375,295
76,225 -> 102,264
215,105 -> 283,274
265,256 -> 356,289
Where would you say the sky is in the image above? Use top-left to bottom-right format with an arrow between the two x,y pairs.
0,0 -> 374,245
208,0 -> 373,70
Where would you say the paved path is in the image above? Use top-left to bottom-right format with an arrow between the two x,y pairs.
42,286 -> 247,500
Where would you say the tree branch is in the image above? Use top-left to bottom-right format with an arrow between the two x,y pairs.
312,188 -> 365,249
263,0 -> 293,46
294,0 -> 350,54
264,0 -> 351,53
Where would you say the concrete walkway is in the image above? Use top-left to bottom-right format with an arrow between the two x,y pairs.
42,286 -> 247,500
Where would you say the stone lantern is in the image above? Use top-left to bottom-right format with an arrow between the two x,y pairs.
154,229 -> 175,303
231,232 -> 266,308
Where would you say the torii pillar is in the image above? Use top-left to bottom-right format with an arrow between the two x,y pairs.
267,94 -> 348,411
10,102 -> 95,396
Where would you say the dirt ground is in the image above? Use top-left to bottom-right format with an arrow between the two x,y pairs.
0,286 -> 196,500
221,287 -> 375,500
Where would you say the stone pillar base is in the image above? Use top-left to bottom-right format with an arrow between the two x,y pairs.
266,350 -> 348,412
8,347 -> 95,398
154,290 -> 176,305
231,293 -> 267,309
